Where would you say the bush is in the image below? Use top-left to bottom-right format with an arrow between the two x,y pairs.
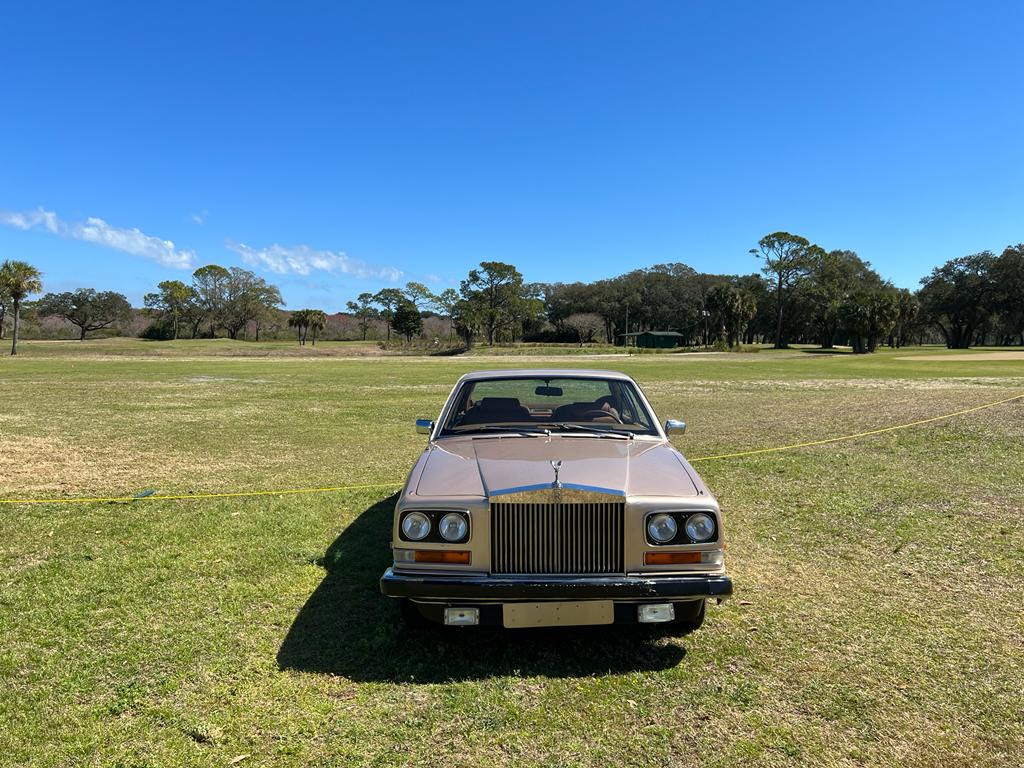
140,320 -> 175,340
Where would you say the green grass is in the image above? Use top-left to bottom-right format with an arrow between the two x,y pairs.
1,342 -> 1023,766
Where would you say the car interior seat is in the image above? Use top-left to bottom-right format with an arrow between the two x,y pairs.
460,396 -> 531,424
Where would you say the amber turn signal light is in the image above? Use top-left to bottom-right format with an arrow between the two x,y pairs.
413,550 -> 471,564
645,551 -> 701,565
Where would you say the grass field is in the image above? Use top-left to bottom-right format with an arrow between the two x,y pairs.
2,340 -> 1023,767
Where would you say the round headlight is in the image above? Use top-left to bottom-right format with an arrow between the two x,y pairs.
438,512 -> 469,542
401,511 -> 431,541
647,513 -> 678,543
685,513 -> 716,543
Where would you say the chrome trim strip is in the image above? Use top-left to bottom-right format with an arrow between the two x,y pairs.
488,482 -> 626,497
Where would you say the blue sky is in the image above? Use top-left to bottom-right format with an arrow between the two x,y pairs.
2,1 -> 1022,310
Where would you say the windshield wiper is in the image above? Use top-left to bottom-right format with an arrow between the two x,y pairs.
455,425 -> 551,436
542,423 -> 635,439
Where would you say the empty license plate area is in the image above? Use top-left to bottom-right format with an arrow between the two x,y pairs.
502,600 -> 614,628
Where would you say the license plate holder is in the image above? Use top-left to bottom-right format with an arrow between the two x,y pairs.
502,600 -> 614,628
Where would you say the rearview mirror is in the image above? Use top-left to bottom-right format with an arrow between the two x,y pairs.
416,419 -> 434,435
535,386 -> 563,397
665,419 -> 686,435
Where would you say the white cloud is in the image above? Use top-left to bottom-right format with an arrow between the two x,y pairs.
0,207 -> 195,269
190,210 -> 208,225
225,240 -> 402,281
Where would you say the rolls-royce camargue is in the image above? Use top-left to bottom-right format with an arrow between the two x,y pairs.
379,369 -> 733,630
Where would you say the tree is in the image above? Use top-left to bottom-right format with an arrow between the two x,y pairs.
144,280 -> 195,340
452,296 -> 485,348
804,250 -> 876,348
750,232 -> 819,348
515,282 -> 547,340
0,282 -> 10,340
306,309 -> 327,346
992,245 -> 1024,345
890,289 -> 920,348
918,253 -> 997,349
191,264 -> 231,337
706,283 -> 757,348
37,289 -> 133,340
0,260 -> 43,355
433,287 -> 459,344
346,292 -> 378,340
288,309 -> 311,345
403,281 -> 436,311
221,267 -> 283,340
563,312 -> 604,347
392,300 -> 423,342
373,288 -> 405,342
460,261 -> 525,345
839,285 -> 900,353
254,307 -> 287,342
183,294 -> 206,339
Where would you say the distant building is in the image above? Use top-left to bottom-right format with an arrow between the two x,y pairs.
618,330 -> 685,349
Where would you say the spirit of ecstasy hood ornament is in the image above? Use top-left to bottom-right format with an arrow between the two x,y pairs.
550,459 -> 562,489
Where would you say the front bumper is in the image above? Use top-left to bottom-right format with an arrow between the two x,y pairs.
379,568 -> 733,601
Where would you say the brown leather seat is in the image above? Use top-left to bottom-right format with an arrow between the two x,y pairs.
460,397 -> 531,425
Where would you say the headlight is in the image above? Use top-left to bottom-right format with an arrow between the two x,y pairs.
647,513 -> 678,543
685,513 -> 716,543
438,512 -> 469,542
401,511 -> 431,541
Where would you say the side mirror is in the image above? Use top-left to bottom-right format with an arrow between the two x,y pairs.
416,419 -> 434,435
665,419 -> 686,435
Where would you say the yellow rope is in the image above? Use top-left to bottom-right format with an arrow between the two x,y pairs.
0,482 -> 403,506
1,391 -> 1020,506
688,390 -> 1024,462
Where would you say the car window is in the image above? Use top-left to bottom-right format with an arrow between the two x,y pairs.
441,377 -> 657,435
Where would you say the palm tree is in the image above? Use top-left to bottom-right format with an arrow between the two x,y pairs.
0,260 -> 43,356
307,309 -> 327,346
288,309 -> 310,345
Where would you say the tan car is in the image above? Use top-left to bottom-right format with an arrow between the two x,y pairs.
379,369 -> 732,630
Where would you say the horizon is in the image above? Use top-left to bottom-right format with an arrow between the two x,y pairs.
3,2 -> 1023,311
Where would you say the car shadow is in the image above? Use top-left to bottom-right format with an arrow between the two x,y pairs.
276,493 -> 688,682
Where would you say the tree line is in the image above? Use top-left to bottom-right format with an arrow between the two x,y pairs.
2,233 -> 1023,354
542,234 -> 1024,352
306,239 -> 1024,353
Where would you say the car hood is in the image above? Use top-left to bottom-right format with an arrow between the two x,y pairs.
414,436 -> 699,498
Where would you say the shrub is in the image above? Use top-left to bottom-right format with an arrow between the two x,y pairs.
140,319 -> 175,340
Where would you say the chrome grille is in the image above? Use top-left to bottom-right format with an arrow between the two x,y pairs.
490,500 -> 624,575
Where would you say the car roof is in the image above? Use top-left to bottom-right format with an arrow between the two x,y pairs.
457,369 -> 635,383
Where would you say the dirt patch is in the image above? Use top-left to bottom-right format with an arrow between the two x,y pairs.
898,351 -> 1024,361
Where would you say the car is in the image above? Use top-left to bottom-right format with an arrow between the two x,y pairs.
379,369 -> 733,630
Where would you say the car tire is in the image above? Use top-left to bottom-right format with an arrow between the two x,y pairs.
667,599 -> 706,634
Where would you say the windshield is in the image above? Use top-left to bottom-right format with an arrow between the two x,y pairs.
439,376 -> 658,436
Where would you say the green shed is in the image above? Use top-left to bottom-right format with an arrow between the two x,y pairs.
619,331 -> 685,349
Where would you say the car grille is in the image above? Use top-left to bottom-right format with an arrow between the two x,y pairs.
490,500 -> 625,575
